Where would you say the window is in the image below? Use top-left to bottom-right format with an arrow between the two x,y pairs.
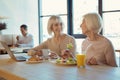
39,0 -> 67,42
0,0 -> 39,47
73,0 -> 98,35
102,0 -> 120,49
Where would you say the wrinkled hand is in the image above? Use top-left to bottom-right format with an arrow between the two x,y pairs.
36,50 -> 43,56
87,57 -> 98,65
49,51 -> 58,59
61,49 -> 73,59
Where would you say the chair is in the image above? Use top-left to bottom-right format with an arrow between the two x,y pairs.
0,34 -> 17,46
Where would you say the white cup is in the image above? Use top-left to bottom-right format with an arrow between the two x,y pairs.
42,49 -> 50,59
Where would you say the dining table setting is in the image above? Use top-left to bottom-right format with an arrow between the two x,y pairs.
0,51 -> 120,80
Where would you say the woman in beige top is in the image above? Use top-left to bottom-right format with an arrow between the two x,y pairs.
80,13 -> 117,67
30,15 -> 76,57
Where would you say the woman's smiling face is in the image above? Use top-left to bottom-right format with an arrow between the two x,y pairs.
52,21 -> 62,34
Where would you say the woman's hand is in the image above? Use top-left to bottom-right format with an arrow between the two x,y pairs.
61,49 -> 73,59
36,50 -> 43,56
87,57 -> 98,65
49,51 -> 58,59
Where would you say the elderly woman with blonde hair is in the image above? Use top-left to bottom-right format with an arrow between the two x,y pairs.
28,15 -> 76,59
80,13 -> 117,67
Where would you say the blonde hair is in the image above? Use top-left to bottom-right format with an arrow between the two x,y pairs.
47,15 -> 64,35
83,13 -> 103,33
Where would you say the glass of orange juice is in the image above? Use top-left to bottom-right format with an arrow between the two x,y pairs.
76,53 -> 85,68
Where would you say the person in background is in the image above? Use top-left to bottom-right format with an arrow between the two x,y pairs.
29,15 -> 76,58
16,24 -> 34,48
80,13 -> 117,67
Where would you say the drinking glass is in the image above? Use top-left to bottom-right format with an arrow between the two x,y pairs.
76,53 -> 85,68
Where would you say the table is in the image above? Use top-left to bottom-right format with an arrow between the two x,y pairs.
0,54 -> 120,80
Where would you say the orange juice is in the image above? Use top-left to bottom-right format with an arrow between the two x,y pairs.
76,54 -> 85,68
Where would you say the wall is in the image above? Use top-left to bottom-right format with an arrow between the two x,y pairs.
0,0 -> 39,47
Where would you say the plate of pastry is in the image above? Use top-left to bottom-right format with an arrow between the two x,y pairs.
26,56 -> 44,64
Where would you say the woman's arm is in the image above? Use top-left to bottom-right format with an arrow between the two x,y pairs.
105,41 -> 118,67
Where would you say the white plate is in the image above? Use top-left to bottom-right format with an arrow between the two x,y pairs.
26,59 -> 43,64
56,62 -> 76,66
50,60 -> 76,66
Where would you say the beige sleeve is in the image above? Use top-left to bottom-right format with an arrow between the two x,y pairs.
31,40 -> 48,51
104,41 -> 118,67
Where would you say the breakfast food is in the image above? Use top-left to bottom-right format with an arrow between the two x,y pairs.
56,48 -> 76,64
27,50 -> 43,62
28,56 -> 39,61
27,50 -> 43,56
67,43 -> 73,49
28,55 -> 43,62
56,57 -> 76,64
61,49 -> 73,59
27,50 -> 36,56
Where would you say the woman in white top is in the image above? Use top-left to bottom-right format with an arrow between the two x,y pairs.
30,15 -> 76,57
80,13 -> 117,67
